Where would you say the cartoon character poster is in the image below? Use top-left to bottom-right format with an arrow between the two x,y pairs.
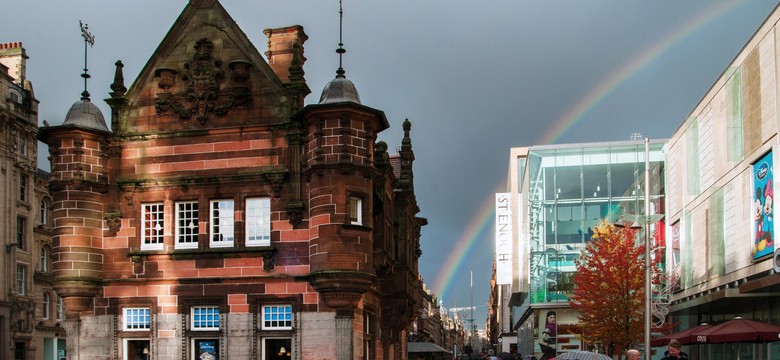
753,151 -> 774,260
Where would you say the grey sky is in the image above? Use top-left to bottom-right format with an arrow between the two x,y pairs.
3,0 -> 778,328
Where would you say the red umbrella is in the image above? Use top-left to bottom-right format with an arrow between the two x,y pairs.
650,323 -> 711,347
688,317 -> 780,344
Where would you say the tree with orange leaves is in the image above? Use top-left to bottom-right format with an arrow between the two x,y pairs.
571,222 -> 664,355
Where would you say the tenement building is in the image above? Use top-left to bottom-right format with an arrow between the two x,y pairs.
1,42 -> 65,359
37,1 -> 426,359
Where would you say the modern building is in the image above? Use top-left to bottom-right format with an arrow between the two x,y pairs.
662,3 -> 780,359
499,4 -> 780,359
503,140 -> 666,358
37,1 -> 426,359
1,42 -> 65,360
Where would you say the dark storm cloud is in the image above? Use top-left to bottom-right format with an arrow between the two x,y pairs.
2,0 -> 777,328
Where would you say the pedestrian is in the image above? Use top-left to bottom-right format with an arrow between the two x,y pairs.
626,349 -> 640,360
538,311 -> 556,360
660,339 -> 688,360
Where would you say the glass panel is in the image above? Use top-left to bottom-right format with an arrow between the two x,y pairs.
247,197 -> 271,246
210,200 -> 234,246
709,187 -> 726,276
686,118 -> 701,196
725,67 -> 743,163
176,201 -> 199,248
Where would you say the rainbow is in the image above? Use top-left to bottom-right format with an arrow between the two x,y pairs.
432,182 -> 503,301
431,0 -> 749,305
537,0 -> 744,145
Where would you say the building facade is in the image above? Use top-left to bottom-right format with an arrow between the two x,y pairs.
663,4 -> 780,359
1,42 -> 65,360
37,1 -> 426,359
505,141 -> 666,358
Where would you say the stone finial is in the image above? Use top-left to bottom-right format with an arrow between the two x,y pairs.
110,60 -> 127,96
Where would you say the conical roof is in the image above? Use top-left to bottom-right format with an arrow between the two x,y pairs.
63,98 -> 109,132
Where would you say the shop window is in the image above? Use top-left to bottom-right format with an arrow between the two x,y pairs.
176,201 -> 199,249
141,203 -> 164,250
193,338 -> 219,360
263,338 -> 291,360
124,339 -> 150,360
210,200 -> 234,247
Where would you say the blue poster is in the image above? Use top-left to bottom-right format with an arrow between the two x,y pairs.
753,151 -> 774,260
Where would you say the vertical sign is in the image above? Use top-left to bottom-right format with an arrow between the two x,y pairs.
753,151 -> 774,260
496,193 -> 512,284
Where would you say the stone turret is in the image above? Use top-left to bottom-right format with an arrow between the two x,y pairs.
38,88 -> 110,318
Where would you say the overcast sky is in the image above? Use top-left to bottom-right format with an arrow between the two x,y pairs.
3,0 -> 778,329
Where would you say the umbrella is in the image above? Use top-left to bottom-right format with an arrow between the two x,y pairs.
556,350 -> 611,360
650,323 -> 712,346
686,317 -> 780,344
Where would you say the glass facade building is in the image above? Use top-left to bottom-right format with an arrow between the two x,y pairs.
510,140 -> 666,357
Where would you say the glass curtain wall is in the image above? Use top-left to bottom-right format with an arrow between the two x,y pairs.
527,142 -> 665,304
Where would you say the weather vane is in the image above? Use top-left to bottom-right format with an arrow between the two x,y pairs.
335,0 -> 346,78
79,20 -> 95,100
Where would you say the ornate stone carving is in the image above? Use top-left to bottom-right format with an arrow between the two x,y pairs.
262,249 -> 276,272
154,38 -> 252,124
105,215 -> 122,236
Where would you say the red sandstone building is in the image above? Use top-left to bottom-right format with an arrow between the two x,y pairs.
38,1 -> 426,359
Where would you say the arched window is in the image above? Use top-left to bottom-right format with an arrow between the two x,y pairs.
56,296 -> 64,321
39,199 -> 49,226
40,247 -> 50,273
42,293 -> 50,320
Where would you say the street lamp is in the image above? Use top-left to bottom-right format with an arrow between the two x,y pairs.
614,138 -> 652,360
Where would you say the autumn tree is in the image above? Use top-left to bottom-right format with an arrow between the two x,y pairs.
570,222 -> 663,355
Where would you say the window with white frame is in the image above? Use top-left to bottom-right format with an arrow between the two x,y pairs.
42,293 -> 50,320
40,247 -> 49,273
16,216 -> 26,250
141,203 -> 165,250
210,200 -> 234,247
262,305 -> 292,330
19,136 -> 28,158
349,196 -> 363,225
19,174 -> 27,202
123,307 -> 151,330
57,296 -> 64,321
16,265 -> 26,295
39,198 -> 49,226
246,197 -> 271,246
191,306 -> 220,331
176,201 -> 199,249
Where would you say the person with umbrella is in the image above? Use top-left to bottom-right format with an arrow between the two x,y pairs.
660,339 -> 688,360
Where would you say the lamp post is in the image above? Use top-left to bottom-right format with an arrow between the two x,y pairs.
642,138 -> 651,360
615,138 -> 652,360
